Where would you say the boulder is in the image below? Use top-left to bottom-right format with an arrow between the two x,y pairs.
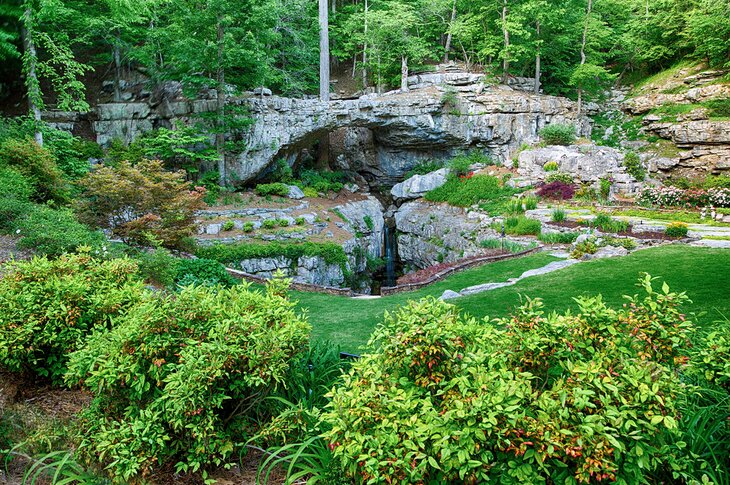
286,185 -> 305,199
390,168 -> 449,200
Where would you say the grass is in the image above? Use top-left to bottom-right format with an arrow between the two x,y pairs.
293,252 -> 559,351
605,207 -> 730,226
294,246 -> 730,353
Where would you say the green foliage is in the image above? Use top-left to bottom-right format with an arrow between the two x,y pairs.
0,166 -> 33,231
623,152 -> 646,181
545,172 -> 574,185
523,195 -> 538,210
600,177 -> 612,200
543,161 -> 559,172
404,160 -> 444,179
363,215 -> 374,231
175,258 -> 236,288
440,89 -> 458,109
0,252 -> 144,384
592,213 -> 630,233
243,221 -> 255,232
221,220 -> 235,231
199,171 -> 222,204
571,238 -> 598,258
599,236 -> 638,251
665,221 -> 689,238
569,63 -> 617,102
296,170 -> 345,194
324,278 -> 694,483
539,124 -> 576,146
498,216 -> 542,235
197,241 -> 349,269
75,160 -> 207,249
135,248 -> 179,287
65,280 -> 310,481
551,207 -> 567,222
15,206 -> 105,257
479,237 -> 532,253
539,231 -> 580,244
425,175 -> 513,207
0,138 -> 67,203
262,219 -> 277,229
256,182 -> 290,197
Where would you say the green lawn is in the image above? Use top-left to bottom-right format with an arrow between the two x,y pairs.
294,246 -> 730,353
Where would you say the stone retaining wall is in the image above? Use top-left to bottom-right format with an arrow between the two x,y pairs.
225,267 -> 354,296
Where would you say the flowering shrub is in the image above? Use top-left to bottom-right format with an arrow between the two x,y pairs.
324,276 -> 695,484
665,222 -> 689,238
640,185 -> 730,208
0,252 -> 144,384
536,180 -> 576,200
66,278 -> 310,481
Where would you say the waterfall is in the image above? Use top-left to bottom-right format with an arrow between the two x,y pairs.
383,222 -> 397,287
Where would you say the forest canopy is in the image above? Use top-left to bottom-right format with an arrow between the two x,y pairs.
0,0 -> 728,108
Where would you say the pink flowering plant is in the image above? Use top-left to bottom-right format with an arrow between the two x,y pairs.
639,186 -> 730,208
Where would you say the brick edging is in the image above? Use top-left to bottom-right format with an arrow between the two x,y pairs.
380,247 -> 541,296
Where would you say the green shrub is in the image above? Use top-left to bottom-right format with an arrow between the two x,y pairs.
599,236 -> 638,251
665,221 -> 689,238
303,187 -> 319,198
135,248 -> 178,287
65,279 -> 310,481
479,237 -> 531,253
551,207 -> 567,222
197,241 -> 349,269
243,221 -> 255,232
545,172 -> 574,184
0,138 -> 67,203
425,175 -> 511,207
600,177 -> 612,200
499,216 -> 542,235
592,213 -> 630,233
448,155 -> 473,176
523,195 -> 538,210
0,252 -> 144,384
404,160 -> 443,179
297,170 -> 345,193
175,258 -> 236,288
199,170 -> 222,204
324,278 -> 692,483
277,218 -> 290,227
623,152 -> 646,181
538,231 -> 579,244
295,216 -> 306,226
506,198 -> 525,214
543,161 -> 559,172
221,220 -> 235,231
538,123 -> 576,146
571,238 -> 598,258
0,166 -> 33,231
255,183 -> 290,197
703,175 -> 730,189
363,215 -> 374,231
16,206 -> 105,257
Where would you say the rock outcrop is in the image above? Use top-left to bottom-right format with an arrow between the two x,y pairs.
239,255 -> 345,287
390,168 -> 449,200
333,196 -> 385,274
394,200 -> 500,269
517,144 -> 643,195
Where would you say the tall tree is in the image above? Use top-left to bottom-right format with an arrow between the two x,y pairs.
319,0 -> 330,101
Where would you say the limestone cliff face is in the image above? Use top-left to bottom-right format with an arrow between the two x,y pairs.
46,79 -> 589,188
241,87 -> 588,187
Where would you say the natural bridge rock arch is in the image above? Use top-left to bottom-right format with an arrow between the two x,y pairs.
231,86 -> 588,186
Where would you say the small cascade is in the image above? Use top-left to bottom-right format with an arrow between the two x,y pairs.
383,222 -> 398,287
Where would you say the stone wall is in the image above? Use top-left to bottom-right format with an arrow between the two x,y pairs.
235,255 -> 346,287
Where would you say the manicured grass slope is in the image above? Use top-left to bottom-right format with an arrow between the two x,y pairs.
296,246 -> 730,353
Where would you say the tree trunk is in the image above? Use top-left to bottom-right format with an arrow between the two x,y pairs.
362,0 -> 368,88
113,31 -> 122,102
443,0 -> 457,62
501,0 -> 510,84
319,0 -> 330,101
401,56 -> 409,91
216,15 -> 226,186
534,20 -> 541,94
577,0 -> 592,119
21,7 -> 43,147
331,0 -> 336,15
